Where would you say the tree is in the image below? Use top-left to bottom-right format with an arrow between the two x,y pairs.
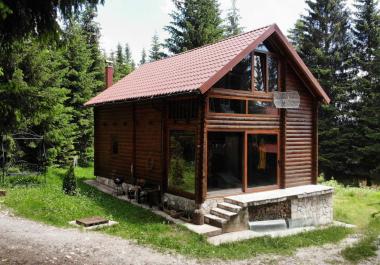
224,0 -> 243,37
149,32 -> 166,61
79,6 -> 105,93
124,43 -> 135,71
352,0 -> 380,183
0,39 -> 75,165
164,0 -> 224,54
62,20 -> 95,166
114,43 -> 128,81
140,48 -> 147,65
0,0 -> 104,44
289,0 -> 355,181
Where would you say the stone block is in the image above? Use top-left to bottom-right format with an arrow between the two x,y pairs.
249,219 -> 287,232
287,217 -> 314,228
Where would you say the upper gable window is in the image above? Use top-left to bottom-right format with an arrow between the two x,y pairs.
213,54 -> 252,91
253,43 -> 279,93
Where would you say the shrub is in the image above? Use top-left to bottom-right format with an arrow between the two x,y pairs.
62,165 -> 76,195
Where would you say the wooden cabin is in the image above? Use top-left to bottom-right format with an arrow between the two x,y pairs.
85,24 -> 332,232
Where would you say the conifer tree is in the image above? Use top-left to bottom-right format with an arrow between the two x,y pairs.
352,0 -> 380,183
114,43 -> 127,81
140,48 -> 147,65
289,0 -> 355,181
62,20 -> 95,166
79,6 -> 105,93
124,43 -> 135,71
224,0 -> 243,37
164,0 -> 224,54
149,32 -> 166,61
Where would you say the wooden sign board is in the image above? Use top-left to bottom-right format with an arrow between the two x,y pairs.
273,91 -> 300,109
76,216 -> 109,227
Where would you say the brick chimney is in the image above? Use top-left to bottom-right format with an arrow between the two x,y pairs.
105,62 -> 113,89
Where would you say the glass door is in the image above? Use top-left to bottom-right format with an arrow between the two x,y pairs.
246,133 -> 278,189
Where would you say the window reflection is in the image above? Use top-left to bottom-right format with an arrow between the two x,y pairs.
254,54 -> 266,91
209,98 -> 246,114
268,56 -> 279,92
168,131 -> 195,194
248,101 -> 278,115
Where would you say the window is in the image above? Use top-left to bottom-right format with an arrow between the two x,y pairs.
112,137 -> 119,154
208,132 -> 243,191
268,56 -> 279,92
213,54 -> 252,91
168,99 -> 198,120
209,98 -> 246,114
248,100 -> 277,115
254,53 -> 266,91
168,130 -> 196,195
247,134 -> 278,188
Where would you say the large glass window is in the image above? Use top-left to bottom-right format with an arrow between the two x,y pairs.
168,131 -> 196,194
268,56 -> 279,92
209,98 -> 246,114
208,132 -> 243,191
254,53 -> 266,91
213,54 -> 252,91
247,134 -> 278,188
248,100 -> 278,115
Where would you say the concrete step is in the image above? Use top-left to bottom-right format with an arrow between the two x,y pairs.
249,219 -> 287,232
223,197 -> 245,207
183,223 -> 222,237
217,202 -> 242,213
210,207 -> 237,220
204,214 -> 227,228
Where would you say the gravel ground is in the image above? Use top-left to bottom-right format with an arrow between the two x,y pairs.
0,209 -> 379,265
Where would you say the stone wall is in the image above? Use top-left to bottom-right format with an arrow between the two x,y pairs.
291,193 -> 333,226
200,198 -> 224,213
248,200 -> 291,221
162,193 -> 196,213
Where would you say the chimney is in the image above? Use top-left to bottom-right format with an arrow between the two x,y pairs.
105,61 -> 113,89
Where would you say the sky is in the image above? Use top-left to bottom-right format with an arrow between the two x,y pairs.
94,0 -> 354,63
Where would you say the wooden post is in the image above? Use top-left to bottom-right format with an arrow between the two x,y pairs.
312,100 -> 319,184
196,95 -> 206,204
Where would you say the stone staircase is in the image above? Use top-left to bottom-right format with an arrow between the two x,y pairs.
204,200 -> 248,233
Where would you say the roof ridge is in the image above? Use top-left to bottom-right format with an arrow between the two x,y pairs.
140,24 -> 274,67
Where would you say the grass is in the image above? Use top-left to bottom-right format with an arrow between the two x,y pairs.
324,179 -> 380,263
0,166 -> 353,260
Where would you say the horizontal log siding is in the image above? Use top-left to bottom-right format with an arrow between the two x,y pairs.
135,103 -> 163,184
285,66 -> 314,187
94,104 -> 133,180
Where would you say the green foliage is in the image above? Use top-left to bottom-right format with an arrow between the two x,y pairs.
61,19 -> 96,166
224,0 -> 243,37
164,0 -> 224,54
169,158 -> 185,186
149,33 -> 166,62
62,165 -> 76,195
0,0 -> 104,44
289,0 -> 359,182
140,48 -> 147,65
2,166 -> 352,260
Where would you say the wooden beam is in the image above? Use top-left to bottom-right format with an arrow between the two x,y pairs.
312,99 -> 319,184
196,95 -> 206,204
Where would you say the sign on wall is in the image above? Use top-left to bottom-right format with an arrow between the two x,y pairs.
273,91 -> 300,109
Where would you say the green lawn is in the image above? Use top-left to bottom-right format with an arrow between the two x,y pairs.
325,179 -> 380,263
0,167 -> 368,260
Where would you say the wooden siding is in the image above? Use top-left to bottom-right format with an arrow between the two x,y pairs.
284,64 -> 315,187
94,104 -> 133,180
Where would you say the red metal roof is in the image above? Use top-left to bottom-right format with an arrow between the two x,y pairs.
85,24 -> 329,106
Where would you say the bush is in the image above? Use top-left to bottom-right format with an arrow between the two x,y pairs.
62,165 -> 76,195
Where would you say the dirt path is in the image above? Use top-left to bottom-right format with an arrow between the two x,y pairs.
0,209 -> 378,265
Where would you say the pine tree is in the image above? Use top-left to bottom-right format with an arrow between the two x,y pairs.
149,32 -> 166,61
352,0 -> 380,183
164,0 -> 224,54
79,6 -> 105,93
140,48 -> 147,65
289,0 -> 355,181
114,43 -> 127,81
62,19 -> 95,166
124,43 -> 135,71
224,0 -> 243,37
